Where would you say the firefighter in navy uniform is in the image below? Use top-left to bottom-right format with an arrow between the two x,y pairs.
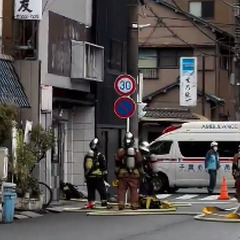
139,141 -> 154,196
114,132 -> 143,210
84,138 -> 108,209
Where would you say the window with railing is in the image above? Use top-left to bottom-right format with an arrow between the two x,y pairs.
139,47 -> 193,78
138,48 -> 158,79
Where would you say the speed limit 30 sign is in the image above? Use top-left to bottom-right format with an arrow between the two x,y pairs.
114,74 -> 136,96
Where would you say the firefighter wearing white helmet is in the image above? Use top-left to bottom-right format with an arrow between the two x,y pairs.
205,141 -> 220,194
139,141 -> 150,153
83,138 -> 108,209
114,132 -> 143,210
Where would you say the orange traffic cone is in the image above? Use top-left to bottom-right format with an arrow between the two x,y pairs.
218,176 -> 230,200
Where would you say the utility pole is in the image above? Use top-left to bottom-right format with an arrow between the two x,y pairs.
127,0 -> 139,145
234,0 -> 240,120
202,55 -> 206,116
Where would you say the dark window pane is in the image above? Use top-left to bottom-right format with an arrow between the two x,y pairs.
159,49 -> 177,68
150,141 -> 172,155
218,142 -> 239,157
179,141 -> 210,157
202,1 -> 214,18
177,49 -> 193,66
178,141 -> 239,157
159,48 -> 193,69
148,131 -> 161,143
109,39 -> 123,71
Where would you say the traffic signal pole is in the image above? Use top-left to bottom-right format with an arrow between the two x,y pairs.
127,0 -> 139,145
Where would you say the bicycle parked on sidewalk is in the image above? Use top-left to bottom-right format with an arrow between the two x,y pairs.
29,164 -> 53,209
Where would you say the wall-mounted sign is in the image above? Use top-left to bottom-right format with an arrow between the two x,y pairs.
14,0 -> 42,20
179,57 -> 197,106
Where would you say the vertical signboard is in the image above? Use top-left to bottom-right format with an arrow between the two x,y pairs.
14,0 -> 42,20
180,57 -> 197,106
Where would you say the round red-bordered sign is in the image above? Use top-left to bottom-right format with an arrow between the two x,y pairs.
114,74 -> 136,96
113,96 -> 136,119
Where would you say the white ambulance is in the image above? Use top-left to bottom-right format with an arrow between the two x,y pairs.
149,121 -> 240,193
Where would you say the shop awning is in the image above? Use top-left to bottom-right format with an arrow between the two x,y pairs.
0,59 -> 30,108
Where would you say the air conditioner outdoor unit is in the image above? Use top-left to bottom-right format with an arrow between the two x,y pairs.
71,40 -> 104,82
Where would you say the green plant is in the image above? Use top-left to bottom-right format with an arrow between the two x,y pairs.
15,128 -> 36,196
15,124 -> 54,198
28,125 -> 54,164
0,104 -> 17,144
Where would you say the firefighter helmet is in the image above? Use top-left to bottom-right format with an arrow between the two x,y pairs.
123,132 -> 134,147
89,138 -> 100,151
139,141 -> 150,153
210,141 -> 218,148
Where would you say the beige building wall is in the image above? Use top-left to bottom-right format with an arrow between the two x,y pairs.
169,0 -> 234,33
139,1 -> 234,121
148,87 -> 212,119
139,1 -> 216,47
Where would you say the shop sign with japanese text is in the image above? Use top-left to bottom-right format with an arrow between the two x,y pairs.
14,0 -> 42,20
179,57 -> 197,106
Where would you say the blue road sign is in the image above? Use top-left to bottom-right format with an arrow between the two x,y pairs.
114,97 -> 136,119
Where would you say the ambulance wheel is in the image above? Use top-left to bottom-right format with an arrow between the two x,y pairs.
152,174 -> 168,193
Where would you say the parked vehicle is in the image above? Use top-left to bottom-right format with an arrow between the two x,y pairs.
149,121 -> 240,193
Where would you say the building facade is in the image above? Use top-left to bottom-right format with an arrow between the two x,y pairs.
138,0 -> 235,141
160,0 -> 235,33
3,0 -> 105,200
93,0 -> 129,192
0,0 -> 132,200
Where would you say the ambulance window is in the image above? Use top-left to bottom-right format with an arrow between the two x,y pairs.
218,142 -> 239,157
179,141 -> 210,157
150,141 -> 172,155
179,141 -> 240,157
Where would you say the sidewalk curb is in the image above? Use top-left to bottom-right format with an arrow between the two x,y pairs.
86,210 -> 199,216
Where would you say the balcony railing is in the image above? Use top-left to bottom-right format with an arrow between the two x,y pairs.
71,41 -> 104,82
139,68 -> 158,79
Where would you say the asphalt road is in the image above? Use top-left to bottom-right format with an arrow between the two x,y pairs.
0,187 -> 239,240
0,211 -> 239,240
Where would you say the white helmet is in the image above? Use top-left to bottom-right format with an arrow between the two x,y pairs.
139,141 -> 150,153
210,141 -> 218,147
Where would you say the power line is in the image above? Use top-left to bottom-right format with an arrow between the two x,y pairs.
141,21 -> 162,45
143,15 -> 239,27
142,5 -> 236,57
42,0 -> 51,13
218,0 -> 238,8
43,0 -> 58,13
146,6 -> 215,56
170,0 -> 234,51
